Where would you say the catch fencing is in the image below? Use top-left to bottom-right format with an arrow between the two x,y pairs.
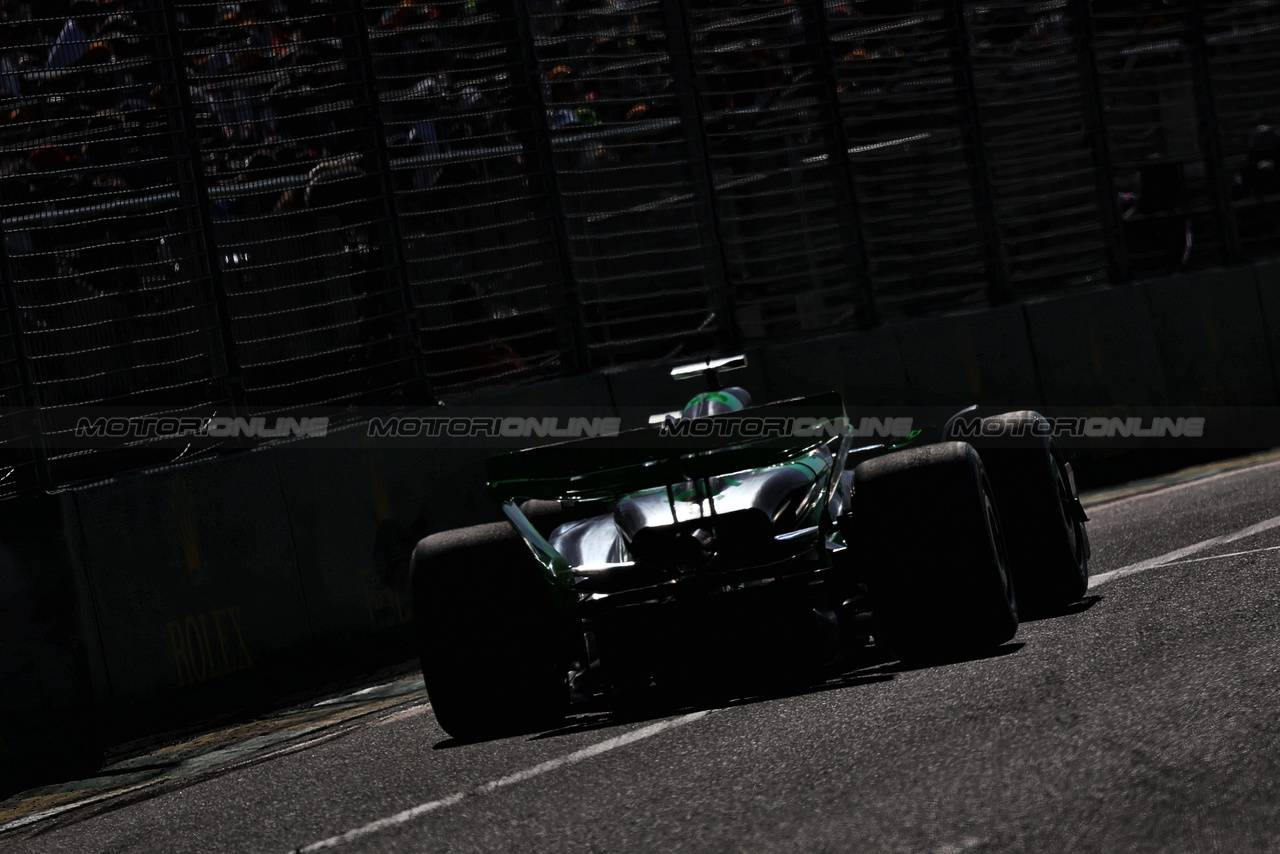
1,0 -> 1278,494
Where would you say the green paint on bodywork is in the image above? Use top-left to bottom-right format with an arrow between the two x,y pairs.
684,390 -> 744,412
487,392 -> 856,583
889,428 -> 923,450
500,501 -> 577,613
487,392 -> 847,501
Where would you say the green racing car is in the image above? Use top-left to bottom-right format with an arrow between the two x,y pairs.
412,356 -> 1090,740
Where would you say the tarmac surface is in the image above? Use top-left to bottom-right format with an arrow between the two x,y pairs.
3,451 -> 1280,853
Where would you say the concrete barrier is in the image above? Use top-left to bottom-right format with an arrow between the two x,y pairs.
894,304 -> 1042,407
1142,269 -> 1277,407
1254,262 -> 1280,401
1022,286 -> 1170,406
68,451 -> 314,737
274,430 -> 424,662
759,326 -> 909,405
0,494 -> 103,794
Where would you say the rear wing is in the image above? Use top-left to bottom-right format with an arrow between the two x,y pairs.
486,392 -> 848,501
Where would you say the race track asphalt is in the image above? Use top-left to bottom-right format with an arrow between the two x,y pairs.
3,454 -> 1279,853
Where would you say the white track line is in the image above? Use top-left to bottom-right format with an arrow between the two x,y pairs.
288,711 -> 711,853
1149,543 -> 1280,568
1089,513 -> 1280,589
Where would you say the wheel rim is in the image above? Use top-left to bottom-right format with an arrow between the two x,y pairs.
981,476 -> 1016,616
1050,454 -> 1086,576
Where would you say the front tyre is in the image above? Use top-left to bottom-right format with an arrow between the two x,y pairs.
847,442 -> 1018,662
412,522 -> 571,741
967,411 -> 1090,615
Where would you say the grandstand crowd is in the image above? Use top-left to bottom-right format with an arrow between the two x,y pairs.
0,0 -> 1274,414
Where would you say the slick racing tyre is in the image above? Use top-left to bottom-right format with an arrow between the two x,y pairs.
412,522 -> 571,741
847,442 -> 1018,662
965,411 -> 1090,615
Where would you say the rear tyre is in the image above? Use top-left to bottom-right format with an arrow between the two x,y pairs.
847,442 -> 1018,662
412,522 -> 571,741
966,411 -> 1090,615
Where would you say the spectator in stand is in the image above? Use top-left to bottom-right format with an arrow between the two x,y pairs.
1120,158 -> 1193,277
190,10 -> 279,146
0,13 -> 42,100
1233,125 -> 1280,258
400,77 -> 447,191
545,65 -> 587,129
44,0 -> 101,71
427,280 -> 526,387
371,0 -> 438,81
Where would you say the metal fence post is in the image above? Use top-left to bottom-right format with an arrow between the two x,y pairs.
951,0 -> 1015,304
512,0 -> 594,374
154,0 -> 245,414
348,9 -> 436,403
659,0 -> 742,352
807,0 -> 879,328
1187,0 -> 1243,266
1069,0 -> 1130,284
0,228 -> 51,492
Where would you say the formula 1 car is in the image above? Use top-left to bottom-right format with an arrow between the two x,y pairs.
412,356 -> 1090,740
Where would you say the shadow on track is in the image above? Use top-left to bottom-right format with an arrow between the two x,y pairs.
864,642 -> 1026,674
1020,594 -> 1103,623
431,635 -> 1035,749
